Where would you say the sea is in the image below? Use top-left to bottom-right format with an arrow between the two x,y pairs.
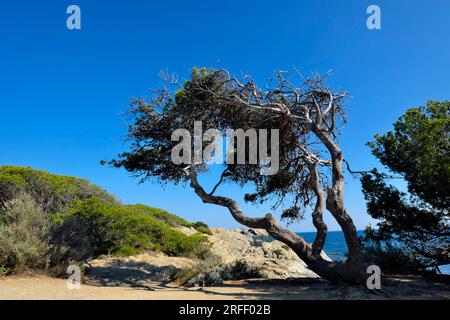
292,230 -> 450,275
296,230 -> 364,261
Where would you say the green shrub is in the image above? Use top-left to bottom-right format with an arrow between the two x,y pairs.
0,194 -> 51,274
0,166 -> 119,213
188,221 -> 213,235
161,230 -> 211,258
173,253 -> 223,286
0,167 -> 213,269
127,204 -> 191,227
60,198 -> 210,258
174,258 -> 261,287
49,216 -> 96,273
363,242 -> 425,274
127,206 -> 213,235
223,260 -> 261,280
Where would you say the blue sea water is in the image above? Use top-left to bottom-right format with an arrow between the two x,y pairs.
296,230 -> 365,261
293,230 -> 450,275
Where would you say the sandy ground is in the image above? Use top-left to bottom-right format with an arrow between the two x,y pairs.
0,275 -> 330,300
1,274 -> 449,300
1,252 -> 448,300
0,275 -> 241,300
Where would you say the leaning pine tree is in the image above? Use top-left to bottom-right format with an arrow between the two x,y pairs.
107,68 -> 368,284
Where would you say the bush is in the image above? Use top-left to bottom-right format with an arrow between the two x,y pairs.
49,216 -> 96,274
0,194 -> 51,274
174,258 -> 261,287
0,166 -> 119,213
0,167 -> 214,273
130,208 -> 212,235
59,198 -> 211,258
223,260 -> 262,280
183,265 -> 224,287
363,242 -> 425,274
127,204 -> 191,227
160,229 -> 211,258
188,221 -> 213,235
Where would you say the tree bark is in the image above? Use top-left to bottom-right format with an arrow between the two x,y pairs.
310,124 -> 365,281
189,169 -> 366,284
310,125 -> 363,260
307,160 -> 327,256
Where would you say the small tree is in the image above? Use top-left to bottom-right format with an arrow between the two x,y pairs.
361,101 -> 450,271
107,68 -> 367,283
0,193 -> 50,273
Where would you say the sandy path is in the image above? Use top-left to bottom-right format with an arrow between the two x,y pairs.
1,276 -> 311,300
1,275 -> 449,300
0,276 -> 247,300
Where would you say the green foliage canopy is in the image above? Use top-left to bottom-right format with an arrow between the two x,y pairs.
0,165 -> 119,213
0,166 -> 213,275
362,100 -> 450,269
59,198 -> 210,257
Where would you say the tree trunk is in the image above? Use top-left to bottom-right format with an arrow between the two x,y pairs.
189,170 -> 366,284
310,124 -> 364,262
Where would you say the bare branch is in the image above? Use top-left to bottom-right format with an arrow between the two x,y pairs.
209,168 -> 229,195
159,68 -> 183,88
308,161 -> 327,256
188,167 -> 314,253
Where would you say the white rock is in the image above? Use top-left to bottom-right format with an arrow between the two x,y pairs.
208,228 -> 326,279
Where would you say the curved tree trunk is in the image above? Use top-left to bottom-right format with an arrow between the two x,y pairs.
184,70 -> 367,284
189,170 -> 366,284
311,124 -> 364,262
115,68 -> 368,284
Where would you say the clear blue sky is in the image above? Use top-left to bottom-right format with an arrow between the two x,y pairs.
0,1 -> 449,231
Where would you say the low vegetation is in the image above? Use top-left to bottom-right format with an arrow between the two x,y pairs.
174,254 -> 262,287
0,194 -> 50,275
362,241 -> 426,274
54,198 -> 210,258
0,166 -> 212,276
0,165 -> 118,213
189,221 -> 213,235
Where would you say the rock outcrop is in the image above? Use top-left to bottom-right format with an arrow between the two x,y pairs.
207,228 -> 329,279
87,227 -> 333,286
